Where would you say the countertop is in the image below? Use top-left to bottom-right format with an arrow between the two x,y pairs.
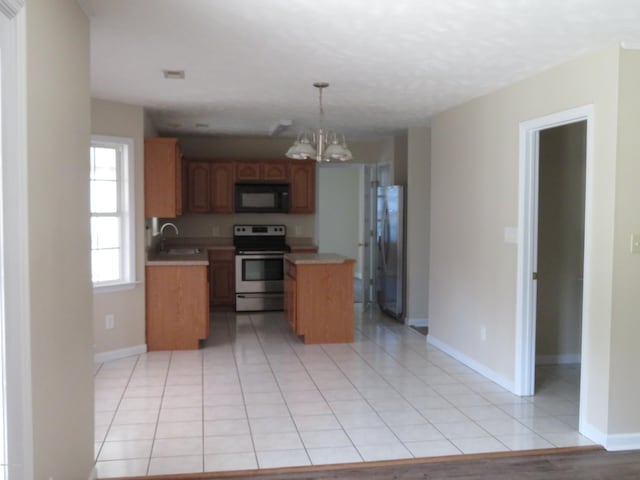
146,236 -> 318,265
146,250 -> 210,266
284,253 -> 355,265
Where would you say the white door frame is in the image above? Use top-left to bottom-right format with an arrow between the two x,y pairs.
1,7 -> 33,479
515,105 -> 594,403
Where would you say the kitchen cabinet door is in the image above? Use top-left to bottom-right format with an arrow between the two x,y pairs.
289,161 -> 316,214
263,161 -> 289,182
144,137 -> 183,217
187,161 -> 211,213
209,250 -> 235,306
210,161 -> 234,213
146,265 -> 209,350
235,161 -> 261,182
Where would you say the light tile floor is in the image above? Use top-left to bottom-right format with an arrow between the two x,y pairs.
94,305 -> 594,478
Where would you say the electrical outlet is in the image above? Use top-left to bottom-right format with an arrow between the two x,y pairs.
480,326 -> 487,341
295,226 -> 302,236
212,226 -> 220,237
105,314 -> 115,330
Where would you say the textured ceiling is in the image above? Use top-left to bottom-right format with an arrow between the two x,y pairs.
88,0 -> 640,138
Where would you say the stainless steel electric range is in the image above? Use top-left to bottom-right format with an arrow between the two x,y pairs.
233,224 -> 289,312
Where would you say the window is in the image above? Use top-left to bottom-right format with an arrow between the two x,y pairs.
90,135 -> 135,290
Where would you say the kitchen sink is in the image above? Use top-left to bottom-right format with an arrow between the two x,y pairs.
163,247 -> 203,255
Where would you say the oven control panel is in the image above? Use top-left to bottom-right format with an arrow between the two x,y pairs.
233,225 -> 286,236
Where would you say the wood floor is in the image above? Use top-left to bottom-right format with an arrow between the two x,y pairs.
119,447 -> 640,480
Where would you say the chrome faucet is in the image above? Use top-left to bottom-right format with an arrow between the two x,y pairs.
159,222 -> 179,251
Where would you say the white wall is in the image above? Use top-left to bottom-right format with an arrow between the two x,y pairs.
92,99 -> 147,356
406,127 -> 430,326
317,166 -> 362,276
25,0 -> 94,477
430,45 -> 621,439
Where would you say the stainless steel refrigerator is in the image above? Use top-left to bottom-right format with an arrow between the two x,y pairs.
376,185 -> 404,320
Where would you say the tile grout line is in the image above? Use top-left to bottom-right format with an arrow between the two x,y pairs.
228,312 -> 261,470
146,351 -> 173,476
246,312 -> 313,467
94,355 -> 142,468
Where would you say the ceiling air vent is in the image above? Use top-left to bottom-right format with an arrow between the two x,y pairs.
163,70 -> 185,80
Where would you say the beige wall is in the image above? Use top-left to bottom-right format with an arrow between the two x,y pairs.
430,46 -> 621,437
536,122 -> 586,362
608,49 -> 640,434
406,127 -> 430,325
317,166 -> 362,275
92,99 -> 146,355
25,0 -> 94,477
166,213 -> 316,241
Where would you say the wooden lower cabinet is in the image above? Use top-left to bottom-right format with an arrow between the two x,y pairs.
146,265 -> 209,350
209,249 -> 235,307
284,259 -> 354,344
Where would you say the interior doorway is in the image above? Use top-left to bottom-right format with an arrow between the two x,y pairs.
515,105 -> 594,430
534,121 -> 586,405
316,163 -> 369,303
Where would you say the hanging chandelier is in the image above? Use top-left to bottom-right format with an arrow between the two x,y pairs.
286,82 -> 353,162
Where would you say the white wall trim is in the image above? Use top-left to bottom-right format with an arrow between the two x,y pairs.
0,0 -> 24,19
580,421 -> 607,447
406,317 -> 428,327
579,421 -> 640,451
605,432 -> 640,451
427,335 -> 515,393
535,354 -> 581,365
94,344 -> 147,364
515,105 -> 594,401
87,466 -> 97,480
2,9 -> 33,479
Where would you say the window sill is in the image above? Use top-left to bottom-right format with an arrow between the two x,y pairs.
93,281 -> 141,294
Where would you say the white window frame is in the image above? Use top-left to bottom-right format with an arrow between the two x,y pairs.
90,135 -> 136,293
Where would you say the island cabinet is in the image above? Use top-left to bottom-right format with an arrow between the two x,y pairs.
144,137 -> 183,218
146,265 -> 209,350
284,254 -> 355,344
208,249 -> 235,307
289,161 -> 316,213
184,160 -> 234,214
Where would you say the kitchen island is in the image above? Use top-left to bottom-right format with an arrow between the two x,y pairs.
284,253 -> 355,344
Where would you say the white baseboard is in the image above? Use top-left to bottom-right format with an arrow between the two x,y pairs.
406,317 -> 428,327
536,353 -> 581,365
427,335 -> 515,393
94,344 -> 147,364
605,432 -> 640,451
580,421 -> 640,451
580,421 -> 607,447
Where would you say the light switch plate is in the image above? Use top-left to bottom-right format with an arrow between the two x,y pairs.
631,233 -> 640,254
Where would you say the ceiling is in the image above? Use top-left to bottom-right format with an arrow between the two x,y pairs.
87,0 -> 640,139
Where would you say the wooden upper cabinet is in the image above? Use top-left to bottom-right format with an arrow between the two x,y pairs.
289,161 -> 316,214
187,162 -> 211,213
262,161 -> 289,182
144,137 -> 183,218
210,161 -> 234,213
235,160 -> 290,183
235,161 -> 261,182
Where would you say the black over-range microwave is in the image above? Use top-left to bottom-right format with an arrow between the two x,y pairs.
235,183 -> 290,213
